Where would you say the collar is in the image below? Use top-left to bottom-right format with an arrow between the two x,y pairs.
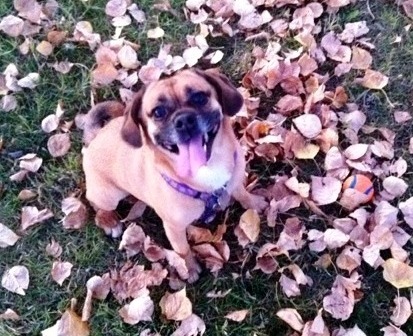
160,151 -> 237,224
161,173 -> 230,223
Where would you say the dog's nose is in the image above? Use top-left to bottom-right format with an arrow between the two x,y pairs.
174,112 -> 198,132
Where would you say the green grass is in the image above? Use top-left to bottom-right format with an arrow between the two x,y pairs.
1,0 -> 413,335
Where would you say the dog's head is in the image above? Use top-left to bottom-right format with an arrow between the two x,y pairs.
121,69 -> 243,178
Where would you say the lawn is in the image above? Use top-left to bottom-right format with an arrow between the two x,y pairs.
1,0 -> 413,335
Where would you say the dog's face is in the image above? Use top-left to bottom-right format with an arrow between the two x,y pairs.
121,69 -> 243,178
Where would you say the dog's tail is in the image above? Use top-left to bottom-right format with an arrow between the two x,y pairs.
76,101 -> 125,146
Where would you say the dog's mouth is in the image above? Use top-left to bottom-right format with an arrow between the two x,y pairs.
161,122 -> 220,177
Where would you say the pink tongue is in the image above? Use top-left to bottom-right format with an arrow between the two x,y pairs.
176,135 -> 207,178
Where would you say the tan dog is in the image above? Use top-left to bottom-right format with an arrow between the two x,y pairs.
82,69 -> 267,282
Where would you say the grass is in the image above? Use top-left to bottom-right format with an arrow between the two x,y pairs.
1,0 -> 413,335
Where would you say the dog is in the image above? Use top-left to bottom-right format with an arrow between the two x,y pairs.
81,69 -> 267,282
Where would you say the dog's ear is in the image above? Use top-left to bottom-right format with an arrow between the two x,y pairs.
121,89 -> 145,147
194,68 -> 243,116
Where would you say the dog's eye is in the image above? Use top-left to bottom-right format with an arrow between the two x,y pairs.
153,106 -> 167,119
190,91 -> 208,106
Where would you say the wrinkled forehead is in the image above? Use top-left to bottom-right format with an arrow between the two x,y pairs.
142,71 -> 213,107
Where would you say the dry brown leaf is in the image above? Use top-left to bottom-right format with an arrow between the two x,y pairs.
61,197 -> 87,230
357,69 -> 389,90
51,261 -> 73,286
323,291 -> 354,321
294,143 -> 320,160
19,153 -> 42,172
235,209 -> 260,247
293,114 -> 322,139
143,236 -> 165,262
164,249 -> 189,280
374,201 -> 398,227
0,15 -> 24,37
323,229 -> 350,249
280,274 -> 300,297
119,289 -> 154,324
192,242 -> 229,273
1,95 -> 17,111
17,72 -> 39,89
276,95 -> 303,115
343,143 -> 369,160
36,41 -> 54,56
351,46 -> 372,70
399,197 -> 413,228
147,27 -> 165,39
45,239 -> 63,258
47,30 -> 68,45
1,265 -> 29,295
41,300 -> 90,336
183,47 -> 203,67
311,176 -> 341,205
47,133 -> 71,157
225,309 -> 249,322
0,223 -> 20,248
276,308 -> 304,332
119,223 -> 146,257
0,308 -> 20,320
336,246 -> 361,273
118,45 -> 139,69
159,287 -> 192,321
339,188 -> 371,211
381,324 -> 407,336
92,62 -> 118,86
383,258 -> 413,289
50,61 -> 73,74
105,0 -> 128,17
390,296 -> 411,326
171,314 -> 206,336
383,176 -> 408,199
41,114 -> 60,133
128,4 -> 146,23
394,110 -> 411,124
21,206 -> 53,231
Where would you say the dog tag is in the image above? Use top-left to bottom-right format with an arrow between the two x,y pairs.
217,190 -> 230,209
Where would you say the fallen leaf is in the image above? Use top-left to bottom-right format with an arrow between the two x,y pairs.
119,223 -> 146,257
323,229 -> 350,249
311,176 -> 341,205
61,197 -> 87,230
0,223 -> 20,248
171,314 -> 206,336
1,95 -> 17,111
343,143 -> 369,160
159,287 -> 192,321
47,133 -> 71,157
381,325 -> 407,336
17,72 -> 40,89
383,176 -> 408,199
119,289 -> 154,324
147,27 -> 165,39
92,62 -> 118,86
51,261 -> 73,286
19,153 -> 42,172
105,0 -> 128,17
225,309 -> 249,322
0,15 -> 24,37
276,95 -> 303,115
357,69 -> 389,90
1,265 -> 29,295
351,46 -> 372,70
21,206 -> 53,231
293,114 -> 322,139
36,41 -> 54,56
390,296 -> 411,326
383,258 -> 413,289
182,47 -> 203,67
45,239 -> 63,258
118,45 -> 139,69
276,308 -> 304,332
235,209 -> 260,247
41,300 -> 90,336
0,308 -> 20,320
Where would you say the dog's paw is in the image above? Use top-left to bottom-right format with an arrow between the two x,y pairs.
95,210 -> 123,238
185,253 -> 201,283
241,194 -> 268,213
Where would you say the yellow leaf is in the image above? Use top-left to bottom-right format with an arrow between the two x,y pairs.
383,258 -> 413,289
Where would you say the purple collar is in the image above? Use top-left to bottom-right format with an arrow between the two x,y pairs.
161,173 -> 229,223
160,151 -> 237,224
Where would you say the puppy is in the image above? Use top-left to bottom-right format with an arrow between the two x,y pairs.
82,69 -> 267,282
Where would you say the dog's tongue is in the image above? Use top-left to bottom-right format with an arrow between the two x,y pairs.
176,135 -> 207,177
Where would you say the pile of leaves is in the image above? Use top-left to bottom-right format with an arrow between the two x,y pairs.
1,0 -> 413,335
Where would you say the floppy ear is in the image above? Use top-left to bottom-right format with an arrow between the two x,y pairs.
121,89 -> 145,147
195,68 -> 243,116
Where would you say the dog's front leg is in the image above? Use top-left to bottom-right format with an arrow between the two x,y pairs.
232,184 -> 268,213
95,209 -> 123,238
163,222 -> 201,283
